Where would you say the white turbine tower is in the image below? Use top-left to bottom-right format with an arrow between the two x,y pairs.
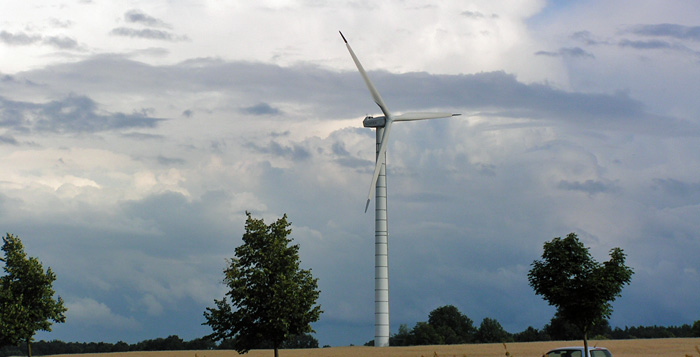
340,32 -> 460,347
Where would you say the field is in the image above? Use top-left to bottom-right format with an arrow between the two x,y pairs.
51,338 -> 700,357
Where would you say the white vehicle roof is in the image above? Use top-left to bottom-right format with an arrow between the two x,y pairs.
546,346 -> 611,357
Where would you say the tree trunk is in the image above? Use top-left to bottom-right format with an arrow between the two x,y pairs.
26,337 -> 32,357
273,340 -> 279,357
583,330 -> 589,357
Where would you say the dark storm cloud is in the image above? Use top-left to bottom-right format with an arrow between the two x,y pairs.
462,10 -> 484,18
124,9 -> 172,29
0,31 -> 79,49
121,132 -> 164,140
0,30 -> 41,45
630,24 -> 700,42
461,10 -> 498,19
43,36 -> 79,50
334,156 -> 372,169
652,178 -> 700,197
246,140 -> 311,161
331,139 -> 372,168
534,50 -> 558,57
157,155 -> 186,166
378,70 -> 698,136
0,134 -> 18,145
16,56 -> 700,137
331,141 -> 350,156
240,102 -> 281,115
571,30 -> 606,46
110,27 -> 187,41
557,179 -> 618,195
0,95 -> 163,133
618,39 -> 681,50
270,130 -> 290,138
48,18 -> 74,29
559,47 -> 595,58
535,47 -> 594,58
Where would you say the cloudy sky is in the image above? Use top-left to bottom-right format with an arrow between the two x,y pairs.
2,0 -> 700,347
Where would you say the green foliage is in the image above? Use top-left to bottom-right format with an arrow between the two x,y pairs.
512,326 -> 547,342
390,305 -> 480,346
476,318 -> 511,343
0,335 -> 219,356
280,333 -> 319,349
389,324 -> 411,346
410,322 -> 442,345
219,333 -> 319,350
129,335 -> 217,351
428,305 -> 477,344
528,233 -> 633,352
203,212 -> 322,356
544,312 -> 582,341
610,324 -> 695,339
0,233 -> 67,356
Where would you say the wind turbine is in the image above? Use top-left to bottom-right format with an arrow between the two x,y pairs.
340,32 -> 460,347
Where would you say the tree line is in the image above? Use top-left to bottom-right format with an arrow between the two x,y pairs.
367,305 -> 700,347
0,333 -> 319,357
3,311 -> 696,356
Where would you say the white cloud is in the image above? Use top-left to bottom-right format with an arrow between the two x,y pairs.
66,298 -> 140,330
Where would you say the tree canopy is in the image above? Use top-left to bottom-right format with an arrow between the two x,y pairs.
388,305 -> 478,346
0,233 -> 67,357
203,213 -> 322,357
476,317 -> 509,343
428,305 -> 477,344
528,233 -> 633,353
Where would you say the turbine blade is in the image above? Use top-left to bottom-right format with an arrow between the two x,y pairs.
365,119 -> 393,212
340,31 -> 391,118
393,112 -> 461,121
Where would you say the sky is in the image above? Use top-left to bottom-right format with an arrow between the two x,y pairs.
1,0 -> 700,348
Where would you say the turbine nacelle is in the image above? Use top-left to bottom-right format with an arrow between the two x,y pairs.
363,115 -> 386,128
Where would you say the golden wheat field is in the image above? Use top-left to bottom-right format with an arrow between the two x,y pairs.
51,338 -> 700,357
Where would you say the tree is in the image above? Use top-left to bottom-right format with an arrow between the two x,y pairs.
544,312 -> 582,341
476,318 -> 510,343
203,213 -> 322,357
0,233 -> 67,357
280,333 -> 319,349
390,324 -> 411,346
428,305 -> 477,344
528,233 -> 633,353
409,322 -> 442,345
513,326 -> 546,342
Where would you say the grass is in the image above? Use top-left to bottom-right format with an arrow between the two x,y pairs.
51,338 -> 700,357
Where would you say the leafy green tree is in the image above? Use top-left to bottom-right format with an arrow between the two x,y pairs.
544,313 -> 612,340
203,213 -> 322,357
409,322 -> 442,345
428,305 -> 477,344
528,233 -> 633,353
513,326 -> 546,342
544,312 -> 581,341
692,321 -> 700,337
280,333 -> 319,349
0,233 -> 67,357
390,324 -> 411,346
476,317 -> 510,343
